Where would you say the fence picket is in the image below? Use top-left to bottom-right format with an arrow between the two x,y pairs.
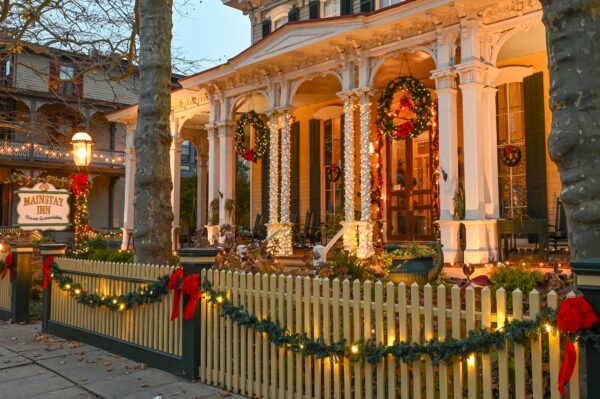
547,291 -> 560,399
261,273 -> 269,398
342,279 -> 351,399
313,276 -> 322,399
411,283 -> 421,399
529,289 -> 543,399
374,281 -> 384,399
386,282 -> 395,399
353,279 -> 362,399
323,278 -> 332,399
286,275 -> 294,399
567,291 -> 580,399
364,280 -> 373,399
481,287 -> 492,399
295,276 -> 303,399
437,284 -> 448,399
398,283 -> 409,399
270,273 -> 278,399
496,288 -> 509,399
232,271 -> 240,393
513,289 -> 526,399
423,284 -> 434,399
333,278 -> 341,399
278,274 -> 286,398
304,276 -> 313,399
451,285 -> 462,399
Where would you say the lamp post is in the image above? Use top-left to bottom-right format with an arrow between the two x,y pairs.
70,132 -> 93,256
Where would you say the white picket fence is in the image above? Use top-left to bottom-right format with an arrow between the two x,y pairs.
199,269 -> 579,399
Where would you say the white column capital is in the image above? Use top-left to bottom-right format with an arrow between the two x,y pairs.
125,123 -> 136,136
431,67 -> 458,92
336,90 -> 357,100
456,61 -> 488,87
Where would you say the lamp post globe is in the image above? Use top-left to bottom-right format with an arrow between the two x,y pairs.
71,132 -> 94,167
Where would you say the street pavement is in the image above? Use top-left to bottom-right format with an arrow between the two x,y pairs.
0,320 -> 245,399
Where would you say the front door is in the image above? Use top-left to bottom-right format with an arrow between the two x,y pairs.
386,130 -> 434,242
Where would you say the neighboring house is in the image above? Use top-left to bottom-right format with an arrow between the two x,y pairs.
109,0 -> 556,264
0,44 -> 139,236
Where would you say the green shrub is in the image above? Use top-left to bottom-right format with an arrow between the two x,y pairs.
89,249 -> 179,266
88,236 -> 109,253
490,266 -> 544,306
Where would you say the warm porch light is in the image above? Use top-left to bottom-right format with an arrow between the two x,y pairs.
369,141 -> 374,154
71,132 -> 93,167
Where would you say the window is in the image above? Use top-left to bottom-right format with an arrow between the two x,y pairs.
288,7 -> 299,22
273,16 -> 288,29
323,0 -> 339,17
59,64 -> 75,96
1,56 -> 12,87
323,118 -> 342,217
340,0 -> 352,15
182,141 -> 191,162
360,0 -> 373,13
309,1 -> 320,19
262,19 -> 272,38
497,82 -> 527,219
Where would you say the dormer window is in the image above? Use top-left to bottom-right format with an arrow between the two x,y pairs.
323,0 -> 340,17
288,7 -> 299,22
262,19 -> 272,37
59,64 -> 75,96
309,1 -> 320,19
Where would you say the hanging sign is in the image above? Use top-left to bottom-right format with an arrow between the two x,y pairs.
14,182 -> 71,231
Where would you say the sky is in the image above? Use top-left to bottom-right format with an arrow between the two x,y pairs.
172,0 -> 252,74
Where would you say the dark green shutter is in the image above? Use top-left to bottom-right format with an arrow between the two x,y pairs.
262,20 -> 271,37
341,0 -> 353,15
261,160 -> 269,220
340,114 -> 345,209
309,119 -> 321,217
288,8 -> 299,22
309,1 -> 320,19
360,0 -> 373,13
290,122 -> 300,224
524,72 -> 547,220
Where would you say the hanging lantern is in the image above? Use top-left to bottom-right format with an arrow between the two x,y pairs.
71,132 -> 94,167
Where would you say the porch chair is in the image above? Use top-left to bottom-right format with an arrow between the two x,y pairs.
294,210 -> 313,248
549,199 -> 568,251
309,211 -> 324,245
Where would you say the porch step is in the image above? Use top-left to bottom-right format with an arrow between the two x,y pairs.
276,256 -> 313,274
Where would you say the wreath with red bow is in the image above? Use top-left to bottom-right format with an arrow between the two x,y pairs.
501,144 -> 522,167
377,76 -> 432,140
326,163 -> 341,183
235,110 -> 269,162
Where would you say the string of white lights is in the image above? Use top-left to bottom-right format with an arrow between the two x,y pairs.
268,112 -> 280,225
279,110 -> 293,256
358,89 -> 375,258
342,93 -> 358,253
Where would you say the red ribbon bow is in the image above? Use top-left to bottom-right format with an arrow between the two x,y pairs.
556,297 -> 598,397
168,268 -> 184,321
43,256 -> 55,290
1,252 -> 13,282
168,268 -> 202,321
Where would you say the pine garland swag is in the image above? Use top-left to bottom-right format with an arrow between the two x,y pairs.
377,75 -> 433,140
200,278 -> 600,365
49,262 -> 171,311
235,110 -> 269,162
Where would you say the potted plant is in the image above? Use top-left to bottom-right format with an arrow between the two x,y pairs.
383,242 -> 444,285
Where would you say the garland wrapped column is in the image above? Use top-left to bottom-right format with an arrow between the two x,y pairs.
265,111 -> 281,249
70,173 -> 90,257
340,92 -> 358,254
278,110 -> 293,256
357,89 -> 375,259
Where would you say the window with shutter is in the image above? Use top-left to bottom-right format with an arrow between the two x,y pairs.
0,56 -> 12,87
262,19 -> 272,38
288,7 -> 299,22
309,1 -> 320,19
59,64 -> 75,96
340,0 -> 353,15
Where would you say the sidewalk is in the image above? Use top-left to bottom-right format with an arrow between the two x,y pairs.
0,320 -> 244,399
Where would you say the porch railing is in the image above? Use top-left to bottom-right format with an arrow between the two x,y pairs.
313,225 -> 346,265
0,139 -> 125,168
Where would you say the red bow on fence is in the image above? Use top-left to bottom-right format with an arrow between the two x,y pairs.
168,268 -> 202,321
43,256 -> 55,290
556,297 -> 598,397
1,252 -> 14,282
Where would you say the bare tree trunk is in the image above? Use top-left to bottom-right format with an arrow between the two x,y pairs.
134,0 -> 173,265
542,0 -> 600,260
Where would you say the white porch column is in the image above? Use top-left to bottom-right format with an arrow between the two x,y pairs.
196,153 -> 208,230
265,111 -> 281,248
356,88 -> 374,258
432,68 -> 462,263
218,121 -> 235,226
205,124 -> 220,244
339,91 -> 358,253
483,67 -> 501,219
278,110 -> 293,256
458,61 -> 495,264
169,129 -> 182,251
121,123 -> 136,250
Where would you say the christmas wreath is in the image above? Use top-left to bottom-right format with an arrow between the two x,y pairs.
377,76 -> 432,140
326,163 -> 341,183
501,144 -> 522,167
235,110 -> 269,162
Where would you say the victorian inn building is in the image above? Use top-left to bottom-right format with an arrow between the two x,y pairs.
109,0 -> 556,264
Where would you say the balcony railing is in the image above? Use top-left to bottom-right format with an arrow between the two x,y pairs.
0,139 -> 125,168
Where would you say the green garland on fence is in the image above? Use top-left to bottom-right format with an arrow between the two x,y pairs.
201,279 -> 600,365
49,262 -> 171,311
